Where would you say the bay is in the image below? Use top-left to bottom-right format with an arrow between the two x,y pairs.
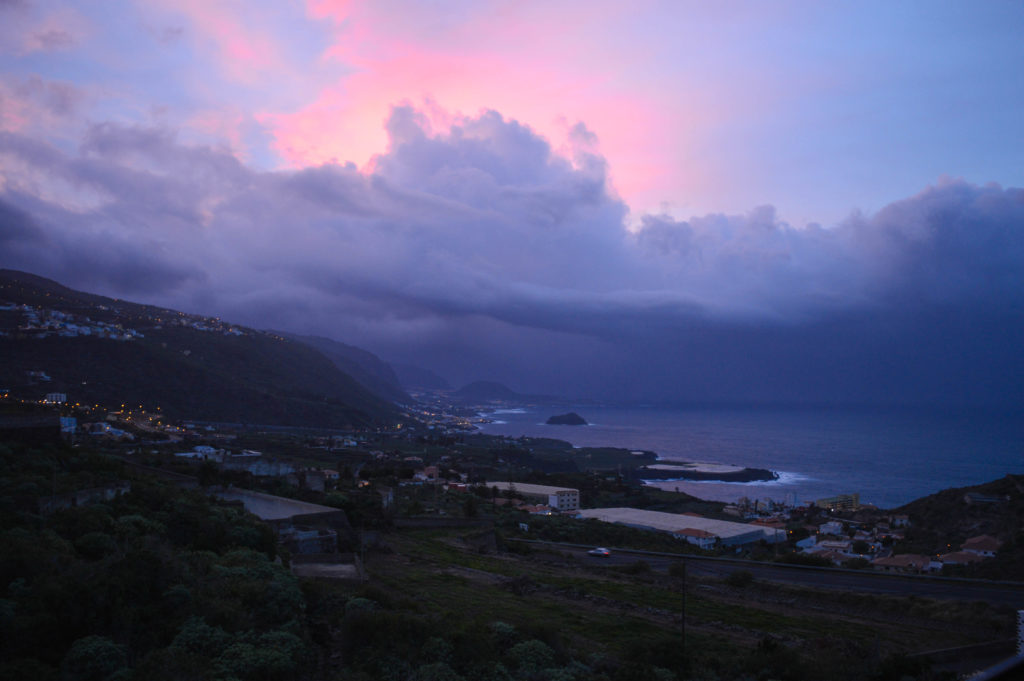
477,405 -> 1024,509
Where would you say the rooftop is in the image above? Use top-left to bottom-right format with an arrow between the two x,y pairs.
576,507 -> 776,544
488,481 -> 578,495
215,488 -> 339,521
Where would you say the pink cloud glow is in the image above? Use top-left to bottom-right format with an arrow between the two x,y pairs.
256,0 -> 704,215
122,1 -> 789,220
149,0 -> 287,85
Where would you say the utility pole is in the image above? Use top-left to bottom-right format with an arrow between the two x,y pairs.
359,525 -> 366,582
680,559 -> 687,675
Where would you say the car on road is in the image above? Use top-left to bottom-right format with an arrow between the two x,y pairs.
587,547 -> 611,557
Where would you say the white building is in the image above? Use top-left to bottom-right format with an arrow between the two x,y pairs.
819,521 -> 844,536
487,481 -> 580,512
673,528 -> 718,549
796,535 -> 817,550
962,535 -> 1002,557
576,507 -> 781,546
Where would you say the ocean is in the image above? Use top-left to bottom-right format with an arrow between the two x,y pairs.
476,405 -> 1024,509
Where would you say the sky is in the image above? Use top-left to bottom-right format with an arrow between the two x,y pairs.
1,0 -> 1023,406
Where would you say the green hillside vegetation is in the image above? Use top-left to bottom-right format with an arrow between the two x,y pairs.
2,439 -> 1016,680
0,441 -> 301,681
0,270 -> 403,429
893,474 -> 1024,580
0,269 -> 187,323
282,332 -> 412,404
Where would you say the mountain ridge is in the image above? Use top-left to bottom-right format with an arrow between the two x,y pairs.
278,332 -> 412,404
0,269 -> 405,429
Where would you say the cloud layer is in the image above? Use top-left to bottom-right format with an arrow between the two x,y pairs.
1,101 -> 1023,406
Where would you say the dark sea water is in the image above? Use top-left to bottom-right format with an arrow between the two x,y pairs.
476,405 -> 1024,509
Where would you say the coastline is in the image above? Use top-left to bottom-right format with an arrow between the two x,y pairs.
637,463 -> 779,483
472,404 -> 1024,508
472,409 -> 809,504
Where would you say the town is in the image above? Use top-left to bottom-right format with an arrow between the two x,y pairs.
2,384 -> 1012,579
2,275 -> 1022,680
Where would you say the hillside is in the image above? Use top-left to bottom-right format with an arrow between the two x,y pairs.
893,474 -> 1024,579
281,332 -> 412,404
2,441 -> 1014,681
453,380 -> 520,402
0,270 -> 405,429
392,362 -> 452,391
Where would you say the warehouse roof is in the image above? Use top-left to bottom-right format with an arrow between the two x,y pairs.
575,507 -> 779,546
487,481 -> 578,495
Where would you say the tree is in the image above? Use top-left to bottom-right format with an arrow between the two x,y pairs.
415,662 -> 464,681
63,636 -> 127,681
507,639 -> 555,677
726,570 -> 755,587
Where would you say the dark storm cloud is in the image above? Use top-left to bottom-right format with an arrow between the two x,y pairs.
0,188 -> 204,296
1,105 -> 1022,405
0,197 -> 45,245
853,181 -> 1024,307
633,182 -> 1024,319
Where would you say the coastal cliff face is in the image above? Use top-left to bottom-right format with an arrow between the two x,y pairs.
546,412 -> 588,425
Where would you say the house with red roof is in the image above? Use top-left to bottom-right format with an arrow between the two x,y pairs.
871,554 -> 939,573
938,551 -> 983,566
673,528 -> 718,550
962,535 -> 1002,557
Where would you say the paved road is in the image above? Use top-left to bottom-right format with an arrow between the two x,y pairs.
527,541 -> 1024,608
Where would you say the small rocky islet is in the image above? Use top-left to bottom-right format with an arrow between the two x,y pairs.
545,412 -> 588,425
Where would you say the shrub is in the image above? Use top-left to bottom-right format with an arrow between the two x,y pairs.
622,560 -> 652,575
63,636 -> 127,681
725,569 -> 754,587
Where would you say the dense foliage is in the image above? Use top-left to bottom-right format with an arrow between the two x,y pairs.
0,439 -> 1003,680
894,474 -> 1024,580
0,270 -> 403,429
0,442 -> 302,681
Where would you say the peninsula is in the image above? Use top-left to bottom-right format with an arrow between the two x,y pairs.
638,461 -> 778,483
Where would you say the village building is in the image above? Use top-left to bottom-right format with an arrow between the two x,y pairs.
673,528 -> 718,550
818,521 -> 845,536
962,535 -> 1002,557
807,549 -> 847,566
871,553 -> 939,573
814,493 -> 860,511
817,539 -> 853,554
575,507 -> 783,546
889,514 -> 910,528
487,481 -> 580,512
938,551 -> 983,566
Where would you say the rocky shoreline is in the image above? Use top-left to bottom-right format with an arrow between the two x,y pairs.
545,411 -> 588,425
638,464 -> 779,483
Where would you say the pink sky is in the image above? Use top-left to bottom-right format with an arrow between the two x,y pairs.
2,0 -> 1023,227
131,0 -> 753,223
266,1 -> 695,216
